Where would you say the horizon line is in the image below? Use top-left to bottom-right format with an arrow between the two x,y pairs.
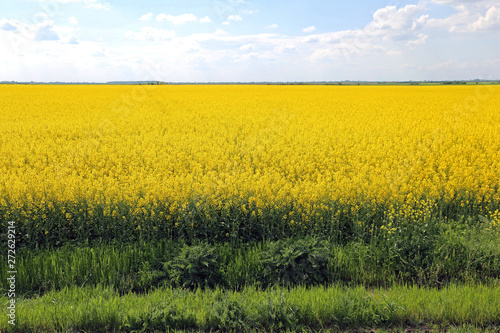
1,79 -> 499,86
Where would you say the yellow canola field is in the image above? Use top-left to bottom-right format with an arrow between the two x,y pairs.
1,85 -> 499,236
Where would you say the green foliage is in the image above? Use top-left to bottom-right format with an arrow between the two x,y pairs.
218,242 -> 264,290
2,222 -> 500,297
166,243 -> 224,289
433,223 -> 500,284
207,293 -> 249,331
3,284 -> 500,332
125,305 -> 196,331
382,219 -> 441,284
5,195 -> 496,251
135,261 -> 167,290
260,237 -> 331,286
256,291 -> 300,330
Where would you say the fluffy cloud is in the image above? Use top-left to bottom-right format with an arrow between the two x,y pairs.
227,15 -> 242,22
144,13 -> 210,24
3,1 -> 500,82
222,15 -> 242,25
0,18 -> 84,56
1,21 -> 17,31
85,2 -> 110,10
125,27 -> 176,41
241,9 -> 258,15
407,33 -> 428,47
1,19 -> 61,41
310,42 -> 385,61
214,29 -> 227,36
303,4 -> 428,44
240,43 -> 253,51
156,13 -> 198,24
303,26 -> 316,33
35,24 -> 60,41
68,17 -> 78,25
139,13 -> 153,21
430,0 -> 493,6
366,5 -> 428,39
468,6 -> 500,31
275,42 -> 297,53
301,4 -> 430,60
30,0 -> 111,9
427,1 -> 500,32
68,35 -> 79,44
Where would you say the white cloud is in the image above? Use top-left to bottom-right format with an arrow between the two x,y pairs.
30,0 -> 76,2
214,29 -> 227,36
468,6 -> 500,31
240,43 -> 253,51
303,4 -> 430,61
400,58 -> 500,81
407,33 -> 428,47
236,52 -> 275,62
275,42 -> 297,53
386,50 -> 402,56
303,26 -> 316,33
2,19 -> 60,42
68,35 -> 79,44
34,23 -> 60,41
125,27 -> 176,41
422,60 -> 454,71
426,8 -> 469,31
30,0 -> 111,9
3,0 -> 500,82
1,20 -> 18,32
427,1 -> 500,32
85,2 -> 110,10
266,24 -> 278,29
241,9 -> 258,15
222,21 -> 230,25
156,13 -> 198,24
139,13 -> 153,21
144,13 -> 211,24
0,18 -> 84,50
366,5 -> 428,38
310,42 -> 385,61
68,17 -> 78,25
430,0 -> 493,6
31,0 -> 98,3
227,15 -> 242,22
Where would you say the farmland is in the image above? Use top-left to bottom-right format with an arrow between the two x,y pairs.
1,85 -> 500,332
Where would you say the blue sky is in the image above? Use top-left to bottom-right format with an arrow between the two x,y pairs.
1,0 -> 499,82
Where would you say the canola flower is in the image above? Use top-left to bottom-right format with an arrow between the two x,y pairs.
0,85 -> 499,245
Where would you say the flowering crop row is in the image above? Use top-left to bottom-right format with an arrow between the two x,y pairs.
1,85 -> 499,247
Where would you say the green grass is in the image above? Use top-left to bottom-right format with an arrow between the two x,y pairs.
1,284 -> 500,332
2,203 -> 499,331
2,219 -> 499,297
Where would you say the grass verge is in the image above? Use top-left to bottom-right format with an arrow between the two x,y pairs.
1,220 -> 499,297
1,284 -> 500,332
